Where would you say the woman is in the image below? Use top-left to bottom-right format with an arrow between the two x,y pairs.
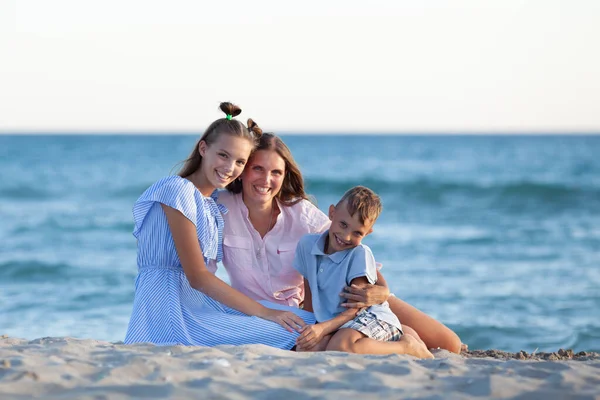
124,104 -> 312,348
217,124 -> 463,353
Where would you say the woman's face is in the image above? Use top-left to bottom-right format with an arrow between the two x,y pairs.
241,149 -> 286,207
199,134 -> 253,194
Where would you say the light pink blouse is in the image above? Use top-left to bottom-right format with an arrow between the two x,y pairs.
215,191 -> 330,307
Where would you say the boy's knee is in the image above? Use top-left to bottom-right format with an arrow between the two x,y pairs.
326,329 -> 361,353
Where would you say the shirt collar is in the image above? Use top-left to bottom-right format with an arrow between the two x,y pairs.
311,230 -> 352,264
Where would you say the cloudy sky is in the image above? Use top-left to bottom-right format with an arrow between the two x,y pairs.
1,0 -> 599,133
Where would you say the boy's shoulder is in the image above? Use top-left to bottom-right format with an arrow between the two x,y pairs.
347,243 -> 375,261
345,243 -> 378,284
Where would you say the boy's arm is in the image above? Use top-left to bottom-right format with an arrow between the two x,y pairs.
302,278 -> 314,312
296,309 -> 358,350
318,276 -> 373,333
296,278 -> 363,350
312,307 -> 359,336
341,250 -> 391,308
340,269 -> 390,308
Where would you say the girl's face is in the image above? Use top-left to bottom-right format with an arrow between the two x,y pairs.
199,134 -> 253,194
241,150 -> 286,207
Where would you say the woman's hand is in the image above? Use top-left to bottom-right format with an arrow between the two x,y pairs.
339,284 -> 390,308
260,309 -> 306,333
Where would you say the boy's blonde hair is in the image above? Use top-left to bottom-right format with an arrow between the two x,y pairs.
337,186 -> 382,225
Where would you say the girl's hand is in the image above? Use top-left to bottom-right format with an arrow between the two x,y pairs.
261,309 -> 306,333
339,284 -> 390,308
296,324 -> 325,350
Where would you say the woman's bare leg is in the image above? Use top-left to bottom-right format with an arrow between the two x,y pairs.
388,296 -> 462,354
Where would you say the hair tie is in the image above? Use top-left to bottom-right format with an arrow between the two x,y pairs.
226,114 -> 232,120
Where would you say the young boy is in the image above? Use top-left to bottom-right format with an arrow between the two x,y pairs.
293,186 -> 433,358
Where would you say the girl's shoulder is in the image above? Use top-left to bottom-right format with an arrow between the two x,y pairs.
140,175 -> 196,199
133,176 -> 201,237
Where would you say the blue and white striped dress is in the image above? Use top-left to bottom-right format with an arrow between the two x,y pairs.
124,176 -> 315,348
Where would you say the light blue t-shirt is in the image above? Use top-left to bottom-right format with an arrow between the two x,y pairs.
293,231 -> 401,330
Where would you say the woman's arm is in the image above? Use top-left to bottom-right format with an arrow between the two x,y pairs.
163,204 -> 305,332
339,269 -> 390,308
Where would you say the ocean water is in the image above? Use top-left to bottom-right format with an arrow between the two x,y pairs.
1,134 -> 599,353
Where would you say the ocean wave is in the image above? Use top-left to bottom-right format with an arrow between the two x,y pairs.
0,260 -> 74,282
0,186 -> 56,200
305,177 -> 600,211
11,219 -> 133,234
110,184 -> 154,200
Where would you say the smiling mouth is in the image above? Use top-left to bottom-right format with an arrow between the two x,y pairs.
254,185 -> 271,195
334,234 -> 350,247
216,170 -> 231,182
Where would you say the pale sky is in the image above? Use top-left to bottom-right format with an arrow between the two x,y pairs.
1,0 -> 599,133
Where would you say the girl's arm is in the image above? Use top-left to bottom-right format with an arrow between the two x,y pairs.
163,204 -> 305,332
339,269 -> 390,308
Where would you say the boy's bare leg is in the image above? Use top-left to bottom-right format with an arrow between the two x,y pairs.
326,328 -> 434,359
296,333 -> 332,352
387,296 -> 462,354
402,324 -> 426,347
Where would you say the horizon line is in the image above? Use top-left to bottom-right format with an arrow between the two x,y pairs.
1,130 -> 600,136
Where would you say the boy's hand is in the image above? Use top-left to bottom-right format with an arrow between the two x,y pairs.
296,324 -> 326,350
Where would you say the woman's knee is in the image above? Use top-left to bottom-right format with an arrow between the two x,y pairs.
437,329 -> 462,354
388,296 -> 462,353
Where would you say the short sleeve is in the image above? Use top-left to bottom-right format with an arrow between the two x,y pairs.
133,176 -> 197,238
292,235 -> 310,277
346,245 -> 378,285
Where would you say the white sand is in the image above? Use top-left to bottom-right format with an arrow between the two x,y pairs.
1,337 -> 599,399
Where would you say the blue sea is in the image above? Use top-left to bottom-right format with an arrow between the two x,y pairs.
1,134 -> 599,353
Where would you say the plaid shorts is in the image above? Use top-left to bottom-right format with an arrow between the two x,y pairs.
340,309 -> 403,342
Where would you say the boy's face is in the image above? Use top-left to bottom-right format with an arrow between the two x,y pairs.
326,201 -> 374,254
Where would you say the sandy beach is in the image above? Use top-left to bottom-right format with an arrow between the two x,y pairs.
1,336 -> 598,399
